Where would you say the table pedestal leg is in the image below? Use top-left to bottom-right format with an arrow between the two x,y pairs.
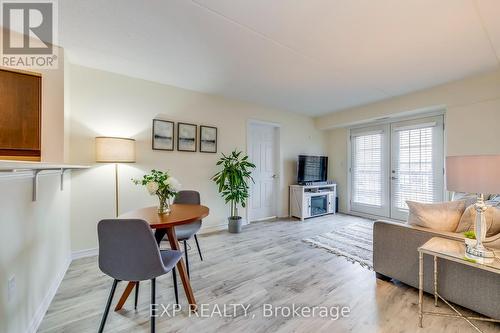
166,227 -> 197,311
115,282 -> 136,311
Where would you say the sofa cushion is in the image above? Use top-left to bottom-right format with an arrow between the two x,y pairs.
406,200 -> 466,232
455,205 -> 500,237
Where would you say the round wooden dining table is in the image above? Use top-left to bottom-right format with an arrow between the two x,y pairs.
114,204 -> 209,312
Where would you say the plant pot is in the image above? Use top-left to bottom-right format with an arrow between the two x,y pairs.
228,216 -> 243,233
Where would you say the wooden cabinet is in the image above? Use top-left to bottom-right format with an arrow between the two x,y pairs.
0,69 -> 41,160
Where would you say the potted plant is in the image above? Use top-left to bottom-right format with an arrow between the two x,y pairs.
133,169 -> 181,214
212,150 -> 256,233
464,231 -> 476,248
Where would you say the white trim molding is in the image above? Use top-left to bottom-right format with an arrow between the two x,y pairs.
200,222 -> 228,234
72,248 -> 99,260
26,254 -> 71,333
246,118 -> 282,128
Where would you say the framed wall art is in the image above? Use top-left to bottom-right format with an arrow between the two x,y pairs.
177,122 -> 197,152
200,125 -> 217,153
152,119 -> 174,151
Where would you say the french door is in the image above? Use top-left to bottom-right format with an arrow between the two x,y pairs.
350,115 -> 444,220
350,125 -> 390,217
390,117 -> 444,220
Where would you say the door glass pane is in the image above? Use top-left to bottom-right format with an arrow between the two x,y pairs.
352,133 -> 383,206
394,127 -> 435,210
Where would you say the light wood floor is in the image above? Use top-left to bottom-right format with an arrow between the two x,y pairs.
39,214 -> 499,333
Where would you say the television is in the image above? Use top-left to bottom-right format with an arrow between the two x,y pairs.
297,155 -> 328,184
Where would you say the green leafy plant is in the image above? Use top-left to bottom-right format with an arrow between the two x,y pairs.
464,231 -> 476,240
211,150 -> 256,218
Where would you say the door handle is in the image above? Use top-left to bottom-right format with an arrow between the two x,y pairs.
272,174 -> 279,179
391,176 -> 398,180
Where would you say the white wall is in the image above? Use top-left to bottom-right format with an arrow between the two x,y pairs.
320,69 -> 500,213
0,27 -> 70,333
0,174 -> 72,333
68,64 -> 327,252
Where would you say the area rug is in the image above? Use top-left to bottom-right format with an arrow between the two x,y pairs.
302,222 -> 374,270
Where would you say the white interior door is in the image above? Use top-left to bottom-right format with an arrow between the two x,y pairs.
248,123 -> 279,222
350,125 -> 390,217
390,116 -> 444,220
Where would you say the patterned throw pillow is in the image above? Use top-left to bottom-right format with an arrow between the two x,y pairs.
452,192 -> 482,207
486,194 -> 500,207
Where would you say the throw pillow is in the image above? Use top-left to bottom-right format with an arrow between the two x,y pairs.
455,205 -> 500,237
452,192 -> 482,207
407,200 -> 466,232
486,194 -> 500,207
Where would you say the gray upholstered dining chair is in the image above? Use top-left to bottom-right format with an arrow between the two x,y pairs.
97,219 -> 182,333
154,190 -> 204,304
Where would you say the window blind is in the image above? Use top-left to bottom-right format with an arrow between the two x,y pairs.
393,127 -> 435,209
351,133 -> 383,206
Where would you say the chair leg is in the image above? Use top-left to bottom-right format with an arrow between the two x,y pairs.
98,279 -> 119,333
194,234 -> 203,261
172,267 -> 179,305
151,278 -> 156,333
134,282 -> 139,310
184,240 -> 190,278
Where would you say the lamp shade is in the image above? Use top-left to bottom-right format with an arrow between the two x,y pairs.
446,155 -> 500,194
95,137 -> 136,163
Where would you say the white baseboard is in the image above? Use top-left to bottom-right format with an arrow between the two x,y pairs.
26,254 -> 71,333
26,248 -> 98,332
199,223 -> 227,234
72,247 -> 99,260
199,216 -> 286,234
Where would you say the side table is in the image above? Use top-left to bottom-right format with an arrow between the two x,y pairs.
418,237 -> 500,332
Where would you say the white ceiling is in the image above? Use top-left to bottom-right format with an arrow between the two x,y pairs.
58,0 -> 500,116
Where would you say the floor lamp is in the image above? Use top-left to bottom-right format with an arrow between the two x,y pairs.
95,137 -> 136,217
446,155 -> 500,260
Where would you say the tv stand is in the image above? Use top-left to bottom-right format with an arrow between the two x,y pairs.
298,180 -> 336,186
289,183 -> 337,221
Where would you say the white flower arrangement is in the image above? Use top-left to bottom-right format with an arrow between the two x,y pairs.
146,181 -> 159,195
132,170 -> 181,214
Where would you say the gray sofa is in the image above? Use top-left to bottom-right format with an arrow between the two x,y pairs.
373,220 -> 500,319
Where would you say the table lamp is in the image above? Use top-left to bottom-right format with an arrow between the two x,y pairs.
446,155 -> 500,259
95,136 -> 136,217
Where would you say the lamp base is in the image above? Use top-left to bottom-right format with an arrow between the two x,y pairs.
465,244 -> 495,264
